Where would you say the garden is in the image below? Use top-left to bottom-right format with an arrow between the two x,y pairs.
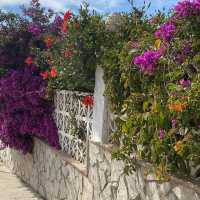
1,0 -> 200,182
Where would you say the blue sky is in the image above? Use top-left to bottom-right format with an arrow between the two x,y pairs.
0,0 -> 179,15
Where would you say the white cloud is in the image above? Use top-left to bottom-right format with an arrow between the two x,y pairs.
0,0 -> 27,6
0,0 -> 80,11
0,0 -> 129,12
0,0 -> 179,14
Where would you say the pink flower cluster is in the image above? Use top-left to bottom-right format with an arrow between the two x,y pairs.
179,79 -> 191,88
155,22 -> 176,41
159,129 -> 165,140
174,0 -> 200,18
132,0 -> 199,75
28,23 -> 41,36
133,49 -> 163,75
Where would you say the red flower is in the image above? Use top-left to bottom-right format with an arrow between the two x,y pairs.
64,50 -> 73,58
50,67 -> 57,78
45,36 -> 53,48
25,57 -> 33,65
40,71 -> 49,79
82,96 -> 94,107
64,10 -> 72,21
61,22 -> 68,33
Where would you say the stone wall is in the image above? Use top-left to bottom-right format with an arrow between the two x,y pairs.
89,142 -> 200,200
1,138 -> 200,200
1,138 -> 93,200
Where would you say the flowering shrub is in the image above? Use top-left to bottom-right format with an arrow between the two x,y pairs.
0,0 -> 60,153
0,68 -> 60,153
108,0 -> 200,179
154,21 -> 176,41
1,0 -> 200,179
133,49 -> 163,75
174,0 -> 200,17
38,3 -> 107,93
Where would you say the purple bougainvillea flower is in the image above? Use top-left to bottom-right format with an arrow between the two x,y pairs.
176,54 -> 184,64
174,0 -> 200,18
28,23 -> 42,36
133,49 -> 163,75
0,67 -> 60,154
172,119 -> 177,128
179,79 -> 191,88
155,21 -> 176,41
51,15 -> 63,32
170,91 -> 178,98
183,46 -> 191,55
54,16 -> 63,27
159,129 -> 165,140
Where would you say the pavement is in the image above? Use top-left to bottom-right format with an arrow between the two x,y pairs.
0,163 -> 44,200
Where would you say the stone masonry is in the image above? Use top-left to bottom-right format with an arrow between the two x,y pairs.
1,138 -> 200,200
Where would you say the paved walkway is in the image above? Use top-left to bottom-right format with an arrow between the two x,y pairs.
0,163 -> 44,200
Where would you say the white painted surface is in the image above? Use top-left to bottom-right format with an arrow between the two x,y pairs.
92,67 -> 110,143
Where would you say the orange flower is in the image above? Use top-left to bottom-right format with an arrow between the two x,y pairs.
82,96 -> 94,107
25,57 -> 33,65
168,102 -> 187,112
50,67 -> 57,78
64,50 -> 73,58
174,141 -> 183,152
40,71 -> 49,79
45,36 -> 53,48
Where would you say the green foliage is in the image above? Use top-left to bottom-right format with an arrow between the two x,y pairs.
105,5 -> 200,179
3,0 -> 200,180
40,3 -> 107,92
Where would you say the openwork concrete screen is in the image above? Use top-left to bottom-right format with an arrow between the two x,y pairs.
54,90 -> 93,163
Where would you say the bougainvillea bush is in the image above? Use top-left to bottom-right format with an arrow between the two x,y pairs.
110,0 -> 200,179
0,68 -> 59,153
0,0 -> 60,153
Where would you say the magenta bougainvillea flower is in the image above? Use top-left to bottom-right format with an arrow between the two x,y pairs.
133,49 -> 163,75
51,16 -> 63,32
170,91 -> 178,98
176,53 -> 184,64
28,23 -> 42,36
0,0 -> 62,153
53,16 -> 63,27
183,45 -> 192,55
159,129 -> 165,140
0,67 -> 60,153
172,119 -> 177,128
174,0 -> 200,18
155,22 -> 176,41
179,79 -> 191,87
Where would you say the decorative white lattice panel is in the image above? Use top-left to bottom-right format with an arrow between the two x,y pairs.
54,90 -> 93,164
